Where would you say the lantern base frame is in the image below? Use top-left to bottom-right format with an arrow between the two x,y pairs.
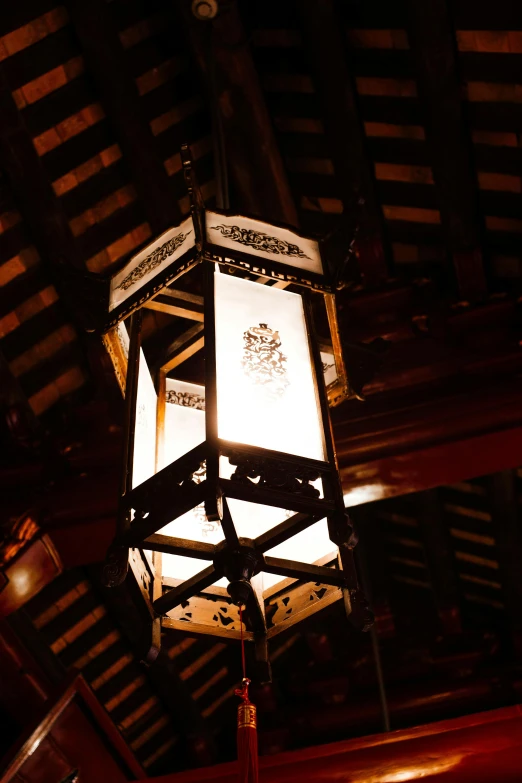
103,427 -> 364,638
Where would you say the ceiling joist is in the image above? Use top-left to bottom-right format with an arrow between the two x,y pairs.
65,0 -> 182,234
298,0 -> 390,286
405,0 -> 488,302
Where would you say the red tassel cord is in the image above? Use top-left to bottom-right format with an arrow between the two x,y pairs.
235,606 -> 258,783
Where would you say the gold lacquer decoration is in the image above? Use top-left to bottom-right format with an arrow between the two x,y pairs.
237,702 -> 257,730
241,323 -> 289,400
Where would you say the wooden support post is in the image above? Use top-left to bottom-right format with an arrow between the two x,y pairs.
66,0 -> 181,233
405,0 -> 488,302
298,0 -> 390,286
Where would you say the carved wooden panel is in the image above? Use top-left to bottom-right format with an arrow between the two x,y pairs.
266,581 -> 342,639
128,547 -> 155,609
164,591 -> 251,640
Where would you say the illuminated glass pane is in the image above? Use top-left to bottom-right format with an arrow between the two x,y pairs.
320,350 -> 337,388
157,379 -> 225,546
262,518 -> 336,591
214,273 -> 324,460
220,454 -> 323,538
161,552 -> 210,582
132,343 -> 157,489
228,499 -> 289,539
161,379 -> 205,469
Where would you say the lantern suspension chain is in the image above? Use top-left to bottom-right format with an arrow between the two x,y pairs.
206,11 -> 230,211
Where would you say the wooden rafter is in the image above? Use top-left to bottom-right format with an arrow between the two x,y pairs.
405,0 -> 488,302
90,565 -> 216,764
298,0 -> 390,286
65,0 -> 182,233
0,66 -> 81,270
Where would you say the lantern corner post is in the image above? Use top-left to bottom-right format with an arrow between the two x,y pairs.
304,294 -> 373,631
202,259 -> 224,525
103,309 -> 144,588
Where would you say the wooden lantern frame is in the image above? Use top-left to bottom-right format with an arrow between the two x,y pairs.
97,147 -> 371,675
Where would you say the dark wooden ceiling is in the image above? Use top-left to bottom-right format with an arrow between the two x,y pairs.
2,0 -> 522,777
0,0 -> 521,420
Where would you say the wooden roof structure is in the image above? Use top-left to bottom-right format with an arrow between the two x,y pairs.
3,0 -> 522,776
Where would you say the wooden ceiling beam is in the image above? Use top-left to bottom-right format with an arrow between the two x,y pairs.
0,66 -> 81,271
65,0 -> 182,233
297,0 -> 390,286
405,0 -> 488,302
0,62 -> 113,350
177,0 -> 298,226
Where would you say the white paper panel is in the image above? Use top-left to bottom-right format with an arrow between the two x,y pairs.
161,553 -> 212,582
214,273 -> 325,460
220,454 -> 322,535
109,217 -> 194,312
263,518 -> 336,590
156,379 -> 226,556
206,212 -> 322,276
132,348 -> 157,490
321,350 -> 338,388
160,518 -> 336,592
161,379 -> 205,469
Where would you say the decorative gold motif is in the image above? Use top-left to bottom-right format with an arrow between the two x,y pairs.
165,390 -> 205,410
237,703 -> 257,729
116,231 -> 191,291
211,224 -> 311,259
241,323 -> 289,400
228,452 -> 321,498
322,360 -> 335,374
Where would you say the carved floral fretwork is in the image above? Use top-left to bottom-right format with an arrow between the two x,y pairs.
211,224 -> 311,259
116,231 -> 192,291
167,592 -> 243,631
129,459 -> 221,540
165,390 -> 205,411
228,452 -> 321,498
191,463 -> 221,538
267,581 -> 340,628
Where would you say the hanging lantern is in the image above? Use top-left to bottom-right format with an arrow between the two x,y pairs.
97,146 -> 371,679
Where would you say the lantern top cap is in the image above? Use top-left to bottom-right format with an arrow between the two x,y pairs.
85,145 -> 358,333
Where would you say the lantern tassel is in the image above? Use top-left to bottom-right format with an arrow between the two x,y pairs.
235,605 -> 258,783
236,678 -> 258,783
